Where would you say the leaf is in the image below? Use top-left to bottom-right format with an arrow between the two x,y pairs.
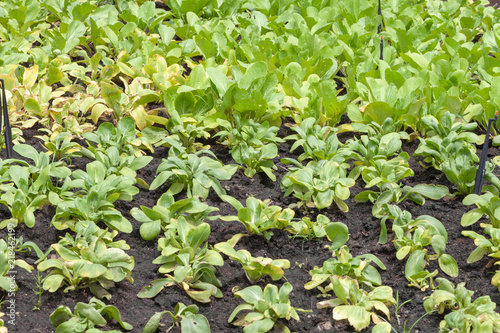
438,254 -> 458,277
181,313 -> 210,333
235,285 -> 263,305
332,305 -> 370,331
142,311 -> 171,333
239,62 -> 267,90
138,278 -> 171,298
206,67 -> 230,97
325,222 -> 349,251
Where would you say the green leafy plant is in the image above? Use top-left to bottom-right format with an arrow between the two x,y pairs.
138,219 -> 223,303
281,159 -> 355,211
143,302 -> 210,333
345,132 -> 404,180
81,116 -> 153,158
220,195 -> 294,240
70,160 -> 140,201
37,229 -> 134,299
49,297 -> 133,332
305,222 -> 386,292
232,142 -> 279,181
228,282 -> 310,333
462,225 -> 500,290
215,234 -> 290,283
461,192 -> 500,228
317,276 -> 396,332
131,193 -> 218,240
150,150 -> 237,199
215,115 -> 284,150
35,130 -> 82,162
285,117 -> 346,162
0,238 -> 33,292
375,205 -> 458,289
51,186 -> 133,234
423,278 -> 500,333
285,214 -> 334,240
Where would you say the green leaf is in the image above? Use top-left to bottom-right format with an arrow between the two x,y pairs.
142,311 -> 170,333
332,305 -> 370,331
181,313 -> 210,333
206,67 -> 230,97
239,62 -> 267,90
325,222 -> 349,251
438,254 -> 458,277
235,285 -> 263,305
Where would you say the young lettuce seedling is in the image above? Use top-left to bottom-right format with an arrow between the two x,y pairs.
229,282 -> 310,333
143,302 -> 210,333
50,297 -> 133,332
215,234 -> 290,283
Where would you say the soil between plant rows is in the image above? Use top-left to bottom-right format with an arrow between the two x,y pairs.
1,122 -> 500,333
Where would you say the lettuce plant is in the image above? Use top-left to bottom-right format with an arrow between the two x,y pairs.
51,187 -> 133,233
71,161 -> 139,201
157,109 -> 211,153
87,146 -> 152,187
461,192 -> 500,228
232,142 -> 279,181
215,234 -> 290,283
229,282 -> 310,333
215,115 -> 284,150
81,116 -> 153,158
37,230 -> 134,299
281,159 -> 354,211
285,117 -> 346,162
139,218 -> 223,303
462,225 -> 500,290
221,195 -> 294,239
49,297 -> 133,332
0,239 -> 33,292
143,302 -> 210,333
285,214 -> 333,240
306,222 -> 386,292
306,245 -> 386,293
131,193 -> 218,240
35,131 -> 82,162
423,278 -> 500,333
317,276 -> 396,332
150,150 -> 237,199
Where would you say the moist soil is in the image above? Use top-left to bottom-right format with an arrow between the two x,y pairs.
1,122 -> 500,333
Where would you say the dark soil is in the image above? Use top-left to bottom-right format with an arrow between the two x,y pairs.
1,121 -> 500,333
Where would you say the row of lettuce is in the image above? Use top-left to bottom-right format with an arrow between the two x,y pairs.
1,0 -> 500,332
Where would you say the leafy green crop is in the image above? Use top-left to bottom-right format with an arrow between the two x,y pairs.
317,276 -> 396,332
215,234 -> 290,283
131,192 -> 217,240
38,229 -> 134,299
424,278 -> 500,333
143,302 -> 210,333
138,218 -> 223,303
229,282 -> 310,333
0,238 -> 33,292
221,195 -> 294,239
50,297 -> 132,332
150,150 -> 237,199
281,159 -> 354,211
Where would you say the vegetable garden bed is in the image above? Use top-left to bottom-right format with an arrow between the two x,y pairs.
1,0 -> 500,332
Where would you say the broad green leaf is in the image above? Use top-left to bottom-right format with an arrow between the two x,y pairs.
325,222 -> 349,251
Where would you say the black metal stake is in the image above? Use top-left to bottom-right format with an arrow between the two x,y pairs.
0,79 -> 13,158
380,35 -> 383,60
378,0 -> 382,34
474,110 -> 499,194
